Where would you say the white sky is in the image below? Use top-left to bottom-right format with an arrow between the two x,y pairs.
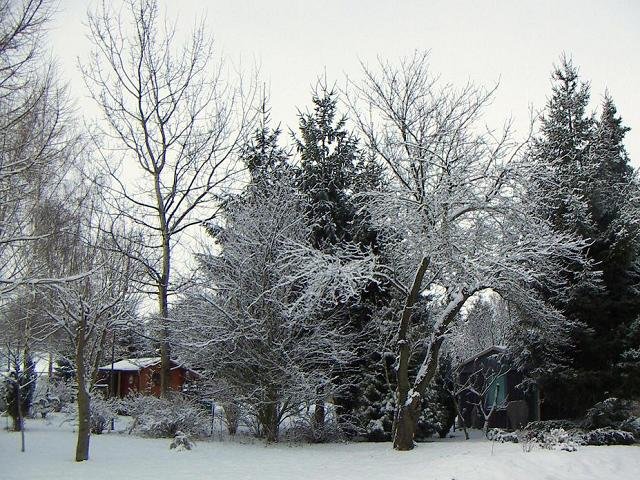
49,0 -> 640,164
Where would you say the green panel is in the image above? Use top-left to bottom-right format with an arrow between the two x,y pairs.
486,375 -> 507,408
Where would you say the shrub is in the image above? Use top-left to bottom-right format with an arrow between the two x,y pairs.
487,428 -> 519,443
123,395 -> 209,438
282,410 -> 345,443
538,428 -> 580,452
619,417 -> 640,438
90,394 -> 120,434
524,419 -> 579,432
581,428 -> 635,446
581,397 -> 640,430
169,431 -> 194,451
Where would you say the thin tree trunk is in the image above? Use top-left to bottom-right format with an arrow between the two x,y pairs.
452,397 -> 469,440
75,318 -> 91,462
312,400 -> 325,440
393,285 -> 471,450
158,281 -> 171,398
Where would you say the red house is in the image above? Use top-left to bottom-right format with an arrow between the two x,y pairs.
98,357 -> 197,398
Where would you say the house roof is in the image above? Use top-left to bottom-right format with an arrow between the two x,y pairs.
459,345 -> 508,368
98,357 -> 199,375
98,357 -> 161,371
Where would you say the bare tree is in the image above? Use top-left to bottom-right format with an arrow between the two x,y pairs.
176,180 -> 374,442
38,207 -> 140,462
0,0 -> 78,295
81,0 -> 256,395
348,52 -> 589,450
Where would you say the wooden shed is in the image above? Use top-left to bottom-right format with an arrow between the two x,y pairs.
457,346 -> 540,430
97,357 -> 197,398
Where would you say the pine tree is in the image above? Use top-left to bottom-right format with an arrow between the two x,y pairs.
295,85 -> 380,250
294,84 -> 390,436
4,355 -> 37,431
534,55 -> 595,237
243,99 -> 291,189
534,58 -> 640,418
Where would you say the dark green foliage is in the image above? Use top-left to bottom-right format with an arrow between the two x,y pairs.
295,84 -> 383,251
417,382 -> 456,440
294,84 -> 392,436
4,356 -> 37,431
346,351 -> 396,441
533,57 -> 640,418
580,397 -> 640,431
53,356 -> 76,382
243,100 -> 291,189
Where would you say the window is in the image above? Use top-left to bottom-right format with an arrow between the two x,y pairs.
486,375 -> 507,408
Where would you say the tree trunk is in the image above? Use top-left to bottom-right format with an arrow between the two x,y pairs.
312,401 -> 325,440
75,317 -> 91,462
258,402 -> 279,442
158,281 -> 171,398
393,393 -> 421,450
75,384 -> 91,461
14,379 -> 24,434
224,403 -> 239,435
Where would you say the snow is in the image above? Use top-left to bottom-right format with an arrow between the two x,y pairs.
1,416 -> 638,480
97,357 -> 161,372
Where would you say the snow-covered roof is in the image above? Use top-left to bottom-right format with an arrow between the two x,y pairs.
98,357 -> 161,371
98,357 -> 199,375
460,345 -> 508,367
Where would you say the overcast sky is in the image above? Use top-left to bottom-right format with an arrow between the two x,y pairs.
49,0 -> 640,164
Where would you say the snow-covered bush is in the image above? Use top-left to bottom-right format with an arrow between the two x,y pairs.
619,417 -> 640,438
525,419 -> 578,432
169,431 -> 194,451
90,394 -> 119,434
415,386 -> 456,440
32,395 -> 59,419
47,381 -> 75,410
581,397 -> 640,431
124,395 -> 208,438
283,410 -> 345,443
487,428 -> 519,443
537,428 -> 580,452
581,428 -> 635,446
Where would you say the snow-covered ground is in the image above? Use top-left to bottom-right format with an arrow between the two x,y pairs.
1,416 -> 638,480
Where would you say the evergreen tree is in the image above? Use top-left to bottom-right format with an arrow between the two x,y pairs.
243,100 -> 291,189
294,84 -> 390,436
4,355 -> 37,431
534,55 -> 595,237
533,57 -> 640,418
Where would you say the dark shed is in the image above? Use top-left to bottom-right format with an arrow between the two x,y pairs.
457,346 -> 540,430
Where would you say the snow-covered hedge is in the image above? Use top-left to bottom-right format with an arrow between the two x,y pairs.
123,395 -> 209,438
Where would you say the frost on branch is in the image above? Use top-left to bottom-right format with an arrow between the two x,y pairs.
176,181 -> 376,442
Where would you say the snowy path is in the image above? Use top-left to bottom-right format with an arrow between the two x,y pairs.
1,418 -> 638,480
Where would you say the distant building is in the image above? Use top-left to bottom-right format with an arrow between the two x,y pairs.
457,346 -> 540,430
97,357 -> 198,398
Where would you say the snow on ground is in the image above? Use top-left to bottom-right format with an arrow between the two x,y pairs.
1,416 -> 638,480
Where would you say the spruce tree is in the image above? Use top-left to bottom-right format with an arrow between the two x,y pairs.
294,84 -> 390,436
5,355 -> 37,431
533,58 -> 640,418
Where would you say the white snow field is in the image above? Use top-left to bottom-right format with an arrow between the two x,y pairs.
1,417 -> 638,480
